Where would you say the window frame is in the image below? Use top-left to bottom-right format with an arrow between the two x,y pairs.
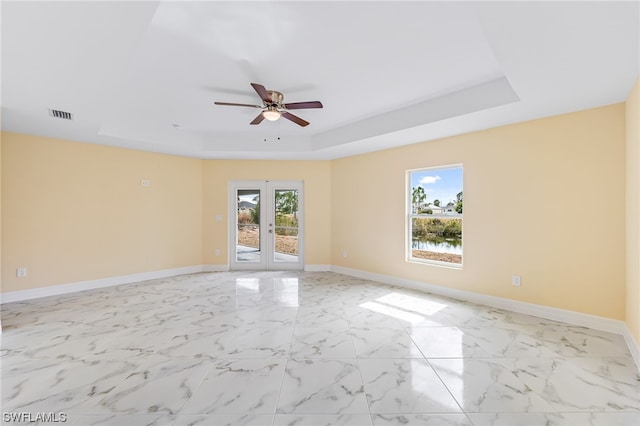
406,164 -> 463,268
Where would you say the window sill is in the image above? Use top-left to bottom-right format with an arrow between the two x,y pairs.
407,257 -> 463,270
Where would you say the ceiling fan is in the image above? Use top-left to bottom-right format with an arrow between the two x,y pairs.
214,83 -> 323,127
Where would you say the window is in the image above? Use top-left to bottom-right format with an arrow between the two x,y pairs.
408,165 -> 463,266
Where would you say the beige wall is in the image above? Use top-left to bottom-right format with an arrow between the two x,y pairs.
202,160 -> 331,267
0,100 -> 632,325
1,133 -> 203,292
1,136 -> 333,293
627,78 -> 640,342
332,104 -> 627,320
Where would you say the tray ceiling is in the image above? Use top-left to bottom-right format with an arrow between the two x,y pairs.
2,1 -> 638,159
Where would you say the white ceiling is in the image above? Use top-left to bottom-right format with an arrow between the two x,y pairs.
2,1 -> 638,160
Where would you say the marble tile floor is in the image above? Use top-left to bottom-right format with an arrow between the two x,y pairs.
1,271 -> 639,426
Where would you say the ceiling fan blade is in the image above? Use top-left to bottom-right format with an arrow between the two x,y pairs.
214,101 -> 262,108
283,101 -> 323,110
250,113 -> 265,125
282,112 -> 309,127
251,83 -> 272,103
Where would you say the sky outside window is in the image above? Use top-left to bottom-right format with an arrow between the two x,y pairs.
410,166 -> 463,206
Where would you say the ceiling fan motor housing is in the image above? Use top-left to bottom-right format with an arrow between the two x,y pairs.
267,90 -> 284,107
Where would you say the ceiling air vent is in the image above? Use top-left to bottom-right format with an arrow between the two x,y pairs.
48,109 -> 73,120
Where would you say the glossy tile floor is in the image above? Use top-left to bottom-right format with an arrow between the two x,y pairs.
1,271 -> 639,426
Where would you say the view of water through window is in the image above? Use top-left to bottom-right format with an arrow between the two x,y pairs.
408,166 -> 463,265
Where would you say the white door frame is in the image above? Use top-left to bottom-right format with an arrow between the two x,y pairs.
228,180 -> 304,271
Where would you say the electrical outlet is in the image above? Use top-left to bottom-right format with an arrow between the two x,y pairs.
17,267 -> 27,278
512,275 -> 521,286
342,250 -> 348,258
214,248 -> 221,256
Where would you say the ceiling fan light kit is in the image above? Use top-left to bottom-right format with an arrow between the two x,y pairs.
262,107 -> 281,121
215,83 -> 323,127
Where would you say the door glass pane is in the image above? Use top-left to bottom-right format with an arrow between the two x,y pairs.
273,189 -> 299,263
236,189 -> 261,262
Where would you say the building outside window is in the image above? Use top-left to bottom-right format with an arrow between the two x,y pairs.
408,165 -> 463,266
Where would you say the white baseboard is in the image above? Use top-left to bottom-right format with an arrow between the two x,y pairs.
331,265 -> 640,370
202,264 -> 230,272
622,326 -> 640,371
305,264 -> 332,272
0,264 -> 320,304
0,265 -> 206,304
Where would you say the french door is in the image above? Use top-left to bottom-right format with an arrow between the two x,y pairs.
229,180 -> 304,270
